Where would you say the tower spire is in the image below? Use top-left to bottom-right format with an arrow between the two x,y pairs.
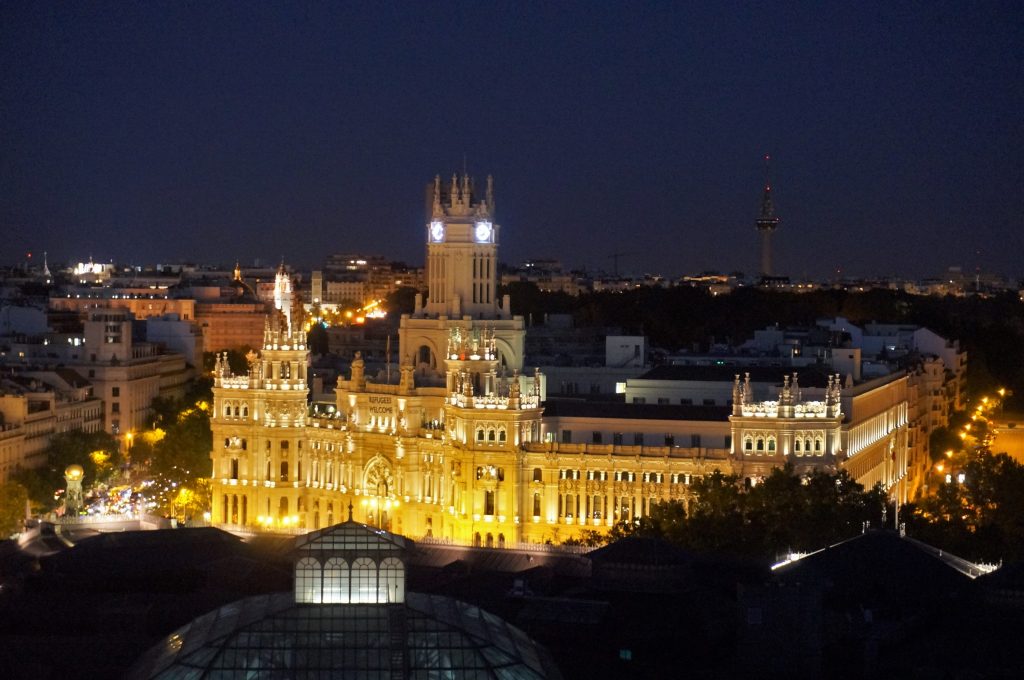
755,154 -> 781,277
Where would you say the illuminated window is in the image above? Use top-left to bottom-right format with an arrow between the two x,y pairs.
768,438 -> 776,452
295,557 -> 321,603
322,557 -> 348,603
379,557 -> 404,603
351,557 -> 376,603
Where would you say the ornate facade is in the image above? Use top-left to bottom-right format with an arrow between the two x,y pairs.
210,175 -> 908,544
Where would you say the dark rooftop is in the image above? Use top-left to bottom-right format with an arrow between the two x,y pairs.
543,398 -> 730,421
638,363 -> 837,387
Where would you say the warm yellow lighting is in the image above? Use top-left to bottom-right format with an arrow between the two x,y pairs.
935,463 -> 945,473
945,450 -> 953,458
998,388 -> 1006,397
89,450 -> 111,466
143,428 -> 166,444
959,432 -> 967,440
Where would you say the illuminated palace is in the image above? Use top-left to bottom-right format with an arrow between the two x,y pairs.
210,175 -> 909,544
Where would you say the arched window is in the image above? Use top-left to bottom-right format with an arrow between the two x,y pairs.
815,438 -> 823,453
233,406 -> 240,417
224,405 -> 231,418
533,492 -> 541,517
744,437 -> 753,451
280,461 -> 289,482
295,557 -> 321,603
323,557 -> 348,603
498,428 -> 507,443
230,458 -> 238,480
756,438 -> 765,451
242,405 -> 249,417
379,557 -> 405,603
278,496 -> 288,518
768,438 -> 776,452
476,427 -> 485,442
794,439 -> 802,453
351,557 -> 376,603
487,428 -> 496,442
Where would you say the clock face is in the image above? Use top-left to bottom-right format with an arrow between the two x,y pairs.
430,220 -> 445,242
474,220 -> 493,243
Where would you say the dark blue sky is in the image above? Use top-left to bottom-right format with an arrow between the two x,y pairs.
2,2 -> 1021,279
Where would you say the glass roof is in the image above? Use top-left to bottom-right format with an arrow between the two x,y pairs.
294,520 -> 413,554
128,592 -> 562,679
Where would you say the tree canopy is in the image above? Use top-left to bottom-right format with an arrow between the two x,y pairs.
12,430 -> 122,511
611,465 -> 887,561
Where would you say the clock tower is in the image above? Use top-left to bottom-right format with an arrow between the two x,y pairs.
423,174 -> 500,319
402,174 -> 525,373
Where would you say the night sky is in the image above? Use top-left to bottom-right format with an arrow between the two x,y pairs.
2,2 -> 1021,279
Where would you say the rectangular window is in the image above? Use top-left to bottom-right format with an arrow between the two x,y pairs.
703,398 -> 715,406
633,433 -> 644,446
657,398 -> 669,405
613,432 -> 623,446
690,434 -> 701,448
592,431 -> 602,444
725,435 -> 732,449
533,467 -> 542,483
680,398 -> 692,405
632,397 -> 646,404
561,430 -> 572,444
664,434 -> 675,447
111,402 -> 119,413
111,387 -> 120,397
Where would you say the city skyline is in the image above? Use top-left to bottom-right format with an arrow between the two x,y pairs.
2,2 -> 1021,279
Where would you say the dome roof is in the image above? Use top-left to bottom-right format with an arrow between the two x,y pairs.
128,591 -> 562,679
